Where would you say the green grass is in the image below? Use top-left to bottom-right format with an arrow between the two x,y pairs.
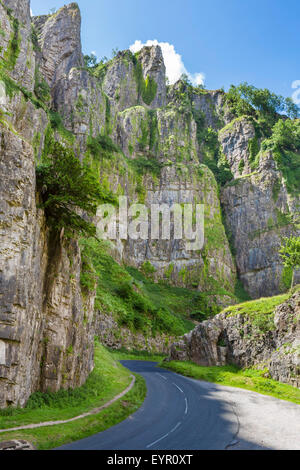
222,292 -> 291,334
0,342 -> 131,427
0,343 -> 146,450
109,347 -> 166,362
162,361 -> 300,405
80,238 -> 243,338
223,292 -> 289,316
80,238 -> 199,337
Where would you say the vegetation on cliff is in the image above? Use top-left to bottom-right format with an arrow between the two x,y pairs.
279,236 -> 300,288
80,238 -> 195,336
36,141 -> 116,238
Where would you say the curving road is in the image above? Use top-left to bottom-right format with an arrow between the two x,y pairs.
58,361 -> 300,450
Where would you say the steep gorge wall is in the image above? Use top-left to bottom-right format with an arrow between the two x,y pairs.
0,0 -> 95,408
170,289 -> 300,388
34,10 -> 236,298
220,118 -> 300,298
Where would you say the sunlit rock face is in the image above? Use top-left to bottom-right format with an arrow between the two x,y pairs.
170,290 -> 300,388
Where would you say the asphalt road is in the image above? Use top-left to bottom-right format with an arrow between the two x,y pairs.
58,361 -> 300,450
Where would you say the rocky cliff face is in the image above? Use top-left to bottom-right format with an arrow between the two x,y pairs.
169,289 -> 300,388
0,1 -> 299,407
220,118 -> 300,298
0,0 -> 95,408
32,7 -> 236,298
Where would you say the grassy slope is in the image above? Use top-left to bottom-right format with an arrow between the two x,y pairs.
0,343 -> 146,450
223,292 -> 290,316
80,237 -> 231,338
162,362 -> 300,405
222,292 -> 291,333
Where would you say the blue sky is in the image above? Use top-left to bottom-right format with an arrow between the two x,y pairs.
30,0 -> 300,100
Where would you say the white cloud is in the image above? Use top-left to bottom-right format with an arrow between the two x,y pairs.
129,39 -> 205,86
292,80 -> 300,105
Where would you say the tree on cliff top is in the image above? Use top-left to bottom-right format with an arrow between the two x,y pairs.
279,236 -> 300,289
226,82 -> 299,123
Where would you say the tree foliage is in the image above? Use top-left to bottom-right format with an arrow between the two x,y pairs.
86,134 -> 119,160
36,141 -> 116,237
226,82 -> 299,121
261,119 -> 300,195
262,119 -> 300,153
279,236 -> 300,288
83,53 -> 98,68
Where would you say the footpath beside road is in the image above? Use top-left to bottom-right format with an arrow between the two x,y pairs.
0,375 -> 135,434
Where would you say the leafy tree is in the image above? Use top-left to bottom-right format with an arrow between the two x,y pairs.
226,82 -> 299,122
279,236 -> 300,289
112,47 -> 119,58
180,73 -> 192,87
262,119 -> 300,153
36,141 -> 116,238
83,53 -> 98,68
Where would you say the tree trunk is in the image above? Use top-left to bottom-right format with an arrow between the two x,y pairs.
290,269 -> 295,291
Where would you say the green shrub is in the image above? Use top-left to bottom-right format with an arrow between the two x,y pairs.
225,82 -> 299,123
36,141 -> 116,238
31,25 -> 41,52
192,113 -> 233,186
48,110 -> 75,142
134,61 -> 157,105
129,155 -> 162,177
87,134 -> 119,160
3,16 -> 21,70
141,261 -> 157,278
34,67 -> 51,104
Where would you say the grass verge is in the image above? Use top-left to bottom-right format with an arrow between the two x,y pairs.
223,292 -> 290,317
0,343 -> 146,450
162,361 -> 300,405
109,347 -> 166,362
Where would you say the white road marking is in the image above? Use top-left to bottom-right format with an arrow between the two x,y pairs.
146,432 -> 170,449
173,383 -> 184,394
146,422 -> 182,449
156,373 -> 167,381
185,398 -> 188,415
170,422 -> 181,433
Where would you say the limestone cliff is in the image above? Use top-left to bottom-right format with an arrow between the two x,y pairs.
31,8 -> 236,298
0,0 -> 95,408
169,288 -> 300,388
220,118 -> 300,298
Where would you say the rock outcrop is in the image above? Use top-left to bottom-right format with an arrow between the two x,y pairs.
0,439 -> 35,450
96,313 -> 175,354
32,3 -> 84,90
170,289 -> 300,388
220,118 -> 300,298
